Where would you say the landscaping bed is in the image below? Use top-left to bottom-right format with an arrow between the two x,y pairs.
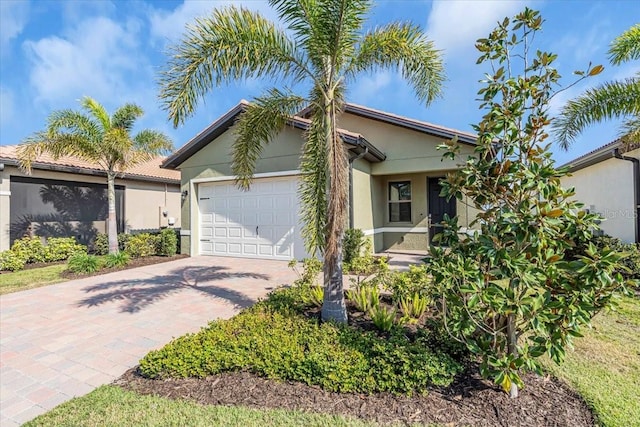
60,254 -> 188,280
116,368 -> 593,427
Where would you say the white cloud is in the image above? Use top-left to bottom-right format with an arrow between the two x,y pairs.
349,71 -> 393,104
23,16 -> 145,105
149,0 -> 277,45
0,86 -> 15,125
1,0 -> 30,52
426,0 -> 525,56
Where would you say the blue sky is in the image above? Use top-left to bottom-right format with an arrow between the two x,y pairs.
0,0 -> 638,165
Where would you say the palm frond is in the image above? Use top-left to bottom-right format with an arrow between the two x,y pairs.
618,115 -> 640,147
553,77 -> 640,149
347,22 -> 445,104
121,130 -> 174,170
81,97 -> 112,131
232,89 -> 307,189
609,23 -> 640,66
299,103 -> 329,255
112,103 -> 144,131
159,6 -> 309,127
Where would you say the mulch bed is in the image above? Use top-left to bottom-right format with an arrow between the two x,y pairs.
115,368 -> 594,427
61,254 -> 188,280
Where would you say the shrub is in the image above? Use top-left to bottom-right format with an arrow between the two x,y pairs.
288,258 -> 322,287
158,228 -> 178,257
301,285 -> 324,308
138,299 -> 462,394
346,284 -> 380,313
11,237 -> 46,264
44,237 -> 86,262
589,235 -> 640,280
399,292 -> 430,322
125,233 -> 160,258
104,252 -> 130,269
93,233 -> 131,255
370,305 -> 397,332
0,250 -> 26,272
343,228 -> 366,265
383,264 -> 433,303
67,253 -> 102,274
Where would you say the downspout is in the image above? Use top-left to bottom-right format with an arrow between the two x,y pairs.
614,148 -> 640,243
348,141 -> 368,229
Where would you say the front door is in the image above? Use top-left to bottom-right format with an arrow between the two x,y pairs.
428,177 -> 457,244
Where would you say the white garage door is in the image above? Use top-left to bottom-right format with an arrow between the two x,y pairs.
198,176 -> 306,260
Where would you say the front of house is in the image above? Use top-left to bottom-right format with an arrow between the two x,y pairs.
162,101 -> 481,260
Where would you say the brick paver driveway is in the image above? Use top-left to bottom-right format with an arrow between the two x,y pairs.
0,256 -> 296,426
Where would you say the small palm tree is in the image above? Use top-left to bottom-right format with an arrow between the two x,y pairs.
17,97 -> 173,254
159,0 -> 444,322
554,24 -> 640,149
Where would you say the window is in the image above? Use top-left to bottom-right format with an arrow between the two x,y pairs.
388,181 -> 411,222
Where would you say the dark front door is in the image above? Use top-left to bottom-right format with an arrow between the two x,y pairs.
428,177 -> 457,244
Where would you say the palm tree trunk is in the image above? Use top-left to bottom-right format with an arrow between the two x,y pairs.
107,171 -> 118,254
321,91 -> 348,323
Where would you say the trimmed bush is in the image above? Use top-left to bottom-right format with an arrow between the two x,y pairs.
157,228 -> 178,257
11,237 -> 46,264
138,288 -> 463,395
44,237 -> 86,262
125,233 -> 160,258
67,253 -> 102,274
0,250 -> 26,272
93,233 -> 131,255
343,228 -> 366,265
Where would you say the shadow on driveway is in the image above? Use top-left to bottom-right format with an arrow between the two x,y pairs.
77,265 -> 270,313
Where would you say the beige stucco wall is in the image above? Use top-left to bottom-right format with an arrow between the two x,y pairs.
561,147 -> 639,243
124,181 -> 181,231
0,164 -> 180,251
178,125 -> 305,254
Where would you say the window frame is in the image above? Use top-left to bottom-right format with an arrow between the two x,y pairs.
387,180 -> 412,223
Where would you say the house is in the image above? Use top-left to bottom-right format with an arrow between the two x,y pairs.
560,140 -> 640,244
0,145 -> 181,251
161,100 -> 480,260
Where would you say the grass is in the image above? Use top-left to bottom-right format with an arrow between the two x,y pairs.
541,296 -> 640,427
0,263 -> 67,295
24,385 -> 385,427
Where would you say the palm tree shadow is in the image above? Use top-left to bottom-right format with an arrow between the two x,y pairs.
77,265 -> 271,313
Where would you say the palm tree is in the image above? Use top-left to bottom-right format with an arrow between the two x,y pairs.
17,97 -> 173,254
159,0 -> 444,322
554,24 -> 640,149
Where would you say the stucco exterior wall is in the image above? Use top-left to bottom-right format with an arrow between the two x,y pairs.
178,125 -> 305,254
561,148 -> 639,243
337,113 -> 477,175
0,164 -> 180,251
124,182 -> 181,231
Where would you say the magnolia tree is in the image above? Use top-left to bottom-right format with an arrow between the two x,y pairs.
427,9 -> 635,398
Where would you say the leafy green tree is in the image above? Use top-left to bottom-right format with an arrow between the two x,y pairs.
158,0 -> 444,322
428,9 -> 633,398
17,97 -> 173,254
553,24 -> 640,149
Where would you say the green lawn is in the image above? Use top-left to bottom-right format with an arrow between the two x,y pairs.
541,296 -> 640,427
0,264 -> 67,295
25,385 -> 386,427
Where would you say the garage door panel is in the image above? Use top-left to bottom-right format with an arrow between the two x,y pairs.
199,176 -> 306,260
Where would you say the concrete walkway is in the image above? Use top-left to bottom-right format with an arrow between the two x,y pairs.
0,256 -> 296,426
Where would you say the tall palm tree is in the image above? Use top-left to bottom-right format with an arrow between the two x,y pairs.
159,0 -> 444,322
554,24 -> 640,149
17,97 -> 173,254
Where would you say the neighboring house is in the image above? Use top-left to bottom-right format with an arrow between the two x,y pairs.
161,100 -> 481,260
560,140 -> 640,244
0,145 -> 181,251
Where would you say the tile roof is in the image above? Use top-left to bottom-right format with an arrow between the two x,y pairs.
0,145 -> 180,183
559,139 -> 640,172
